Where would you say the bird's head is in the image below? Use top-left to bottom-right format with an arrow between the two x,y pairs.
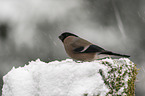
59,32 -> 78,42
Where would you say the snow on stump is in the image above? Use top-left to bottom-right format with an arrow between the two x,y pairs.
2,58 -> 137,96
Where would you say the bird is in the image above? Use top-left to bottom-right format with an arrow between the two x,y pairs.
58,32 -> 130,61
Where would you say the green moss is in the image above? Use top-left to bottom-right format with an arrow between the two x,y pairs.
127,64 -> 138,96
83,59 -> 138,96
99,59 -> 138,96
83,93 -> 88,96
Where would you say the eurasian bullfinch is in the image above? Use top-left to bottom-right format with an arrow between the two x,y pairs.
59,32 -> 130,61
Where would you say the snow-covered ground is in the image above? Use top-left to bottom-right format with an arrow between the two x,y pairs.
2,58 -> 135,96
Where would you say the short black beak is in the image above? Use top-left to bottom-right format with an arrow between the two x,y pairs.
59,35 -> 64,41
59,35 -> 62,40
59,35 -> 65,42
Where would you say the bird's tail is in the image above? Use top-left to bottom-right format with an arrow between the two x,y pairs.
99,51 -> 130,58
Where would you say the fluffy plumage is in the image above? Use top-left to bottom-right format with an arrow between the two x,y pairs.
59,32 -> 130,61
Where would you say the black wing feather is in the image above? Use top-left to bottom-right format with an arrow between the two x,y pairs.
73,47 -> 84,52
99,51 -> 130,57
74,45 -> 105,53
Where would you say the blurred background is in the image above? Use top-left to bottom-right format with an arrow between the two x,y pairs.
0,0 -> 145,95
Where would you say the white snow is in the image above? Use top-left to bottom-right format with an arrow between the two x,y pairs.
2,58 -> 134,96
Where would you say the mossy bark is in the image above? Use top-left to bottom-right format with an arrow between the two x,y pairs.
127,65 -> 138,96
100,60 -> 138,96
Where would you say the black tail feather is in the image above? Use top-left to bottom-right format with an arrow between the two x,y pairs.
99,51 -> 130,58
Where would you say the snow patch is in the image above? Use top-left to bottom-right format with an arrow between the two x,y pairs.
2,58 -> 134,96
